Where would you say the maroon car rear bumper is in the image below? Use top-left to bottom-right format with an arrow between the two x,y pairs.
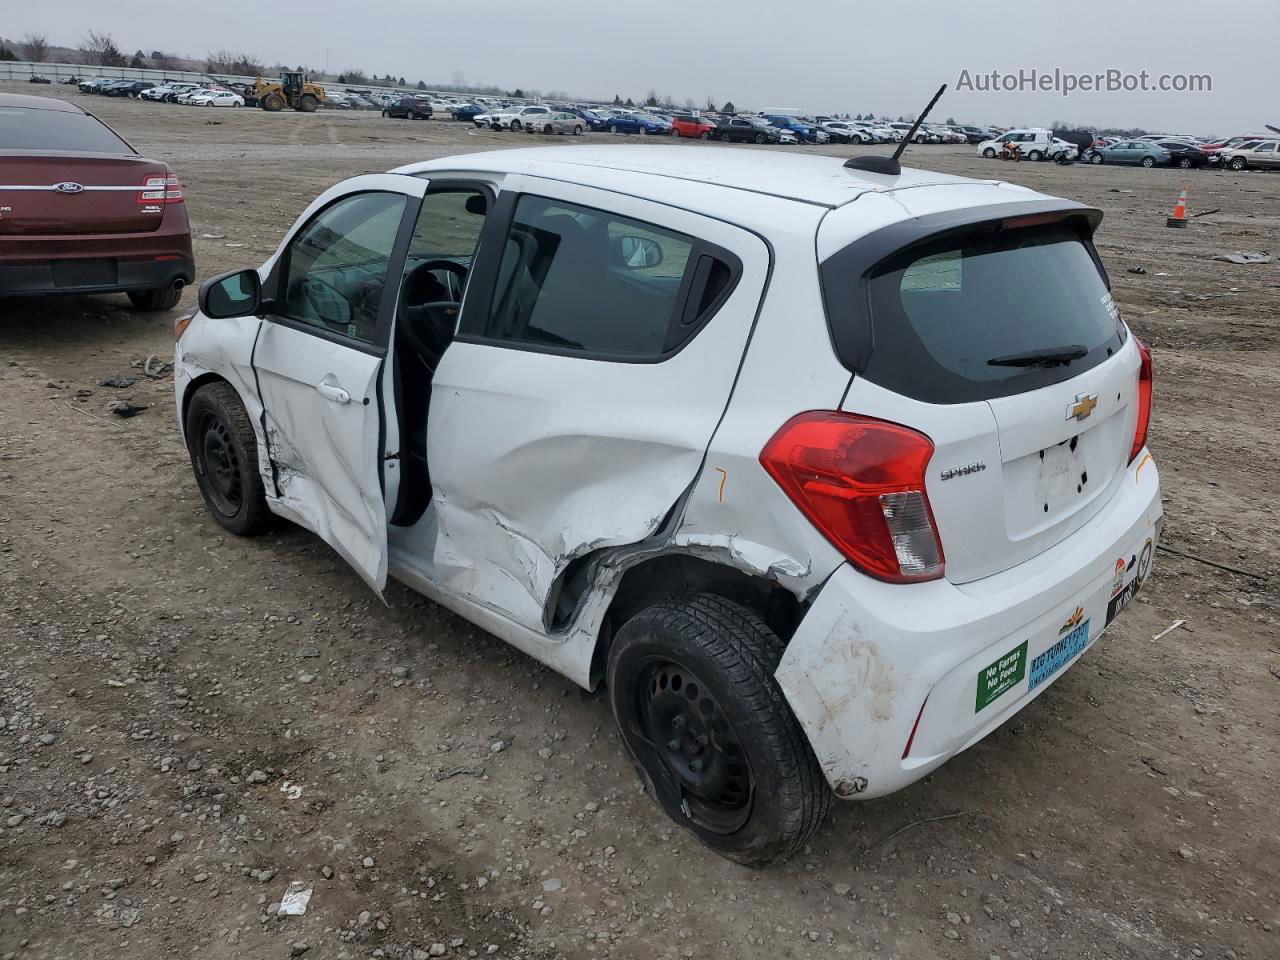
0,225 -> 195,298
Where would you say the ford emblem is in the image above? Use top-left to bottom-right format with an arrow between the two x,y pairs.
53,182 -> 85,195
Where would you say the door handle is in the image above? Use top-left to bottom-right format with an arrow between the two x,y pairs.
316,383 -> 351,404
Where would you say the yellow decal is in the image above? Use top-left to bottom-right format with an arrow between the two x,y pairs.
1059,606 -> 1085,635
714,467 -> 728,502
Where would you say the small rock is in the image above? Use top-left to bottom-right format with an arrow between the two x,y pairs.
944,929 -> 960,940
38,733 -> 57,746
946,912 -> 961,925
428,944 -> 446,957
391,666 -> 410,679
246,770 -> 268,784
298,674 -> 316,685
490,740 -> 506,754
290,942 -> 310,957
585,801 -> 599,813
541,878 -> 561,893
321,865 -> 333,880
832,883 -> 851,897
193,873 -> 209,883
1178,845 -> 1195,861
362,856 -> 375,869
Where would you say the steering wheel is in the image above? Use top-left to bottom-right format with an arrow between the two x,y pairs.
299,275 -> 353,331
407,259 -> 470,303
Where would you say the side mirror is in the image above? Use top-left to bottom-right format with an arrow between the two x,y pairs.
615,235 -> 664,270
199,268 -> 262,319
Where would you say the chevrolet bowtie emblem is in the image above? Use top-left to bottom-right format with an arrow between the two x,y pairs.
1066,393 -> 1097,422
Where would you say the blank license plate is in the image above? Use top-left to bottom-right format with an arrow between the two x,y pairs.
51,258 -> 118,288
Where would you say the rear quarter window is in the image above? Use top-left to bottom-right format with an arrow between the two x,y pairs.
0,107 -> 134,153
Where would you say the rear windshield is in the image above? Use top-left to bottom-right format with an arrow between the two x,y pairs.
0,107 -> 133,154
858,224 -> 1123,403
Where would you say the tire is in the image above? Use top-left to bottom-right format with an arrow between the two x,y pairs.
1141,156 -> 1155,168
754,132 -> 766,143
262,93 -> 285,112
382,110 -> 390,118
573,125 -> 582,136
232,101 -> 241,108
607,594 -> 831,867
1229,156 -> 1246,171
298,94 -> 318,113
543,123 -> 554,135
185,382 -> 272,537
127,287 -> 181,311
1090,152 -> 1104,164
1179,157 -> 1193,169
671,128 -> 681,137
607,123 -> 617,134
511,119 -> 522,131
699,130 -> 710,139
982,147 -> 996,158
1026,149 -> 1042,161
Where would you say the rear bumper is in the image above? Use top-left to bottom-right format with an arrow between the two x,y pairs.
775,450 -> 1162,800
0,224 -> 194,297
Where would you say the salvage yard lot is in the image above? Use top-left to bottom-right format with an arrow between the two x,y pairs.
1,83 -> 1277,959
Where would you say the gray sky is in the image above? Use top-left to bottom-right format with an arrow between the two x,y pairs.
13,0 -> 1277,133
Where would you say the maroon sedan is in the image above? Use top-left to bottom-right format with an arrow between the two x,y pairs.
0,93 -> 194,310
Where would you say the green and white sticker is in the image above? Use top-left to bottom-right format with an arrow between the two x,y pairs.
976,641 -> 1027,712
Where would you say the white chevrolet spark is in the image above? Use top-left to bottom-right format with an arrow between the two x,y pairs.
176,146 -> 1159,865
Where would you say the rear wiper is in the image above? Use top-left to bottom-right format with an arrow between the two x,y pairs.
987,345 -> 1088,368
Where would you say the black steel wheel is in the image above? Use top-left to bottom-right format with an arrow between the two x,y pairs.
608,594 -> 830,866
185,382 -> 271,536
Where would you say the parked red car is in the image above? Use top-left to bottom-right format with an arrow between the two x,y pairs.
670,113 -> 716,139
0,93 -> 194,310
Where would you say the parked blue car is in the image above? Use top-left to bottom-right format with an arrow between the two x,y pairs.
564,107 -> 609,131
763,115 -> 829,144
451,103 -> 487,122
1088,140 -> 1171,167
605,112 -> 671,135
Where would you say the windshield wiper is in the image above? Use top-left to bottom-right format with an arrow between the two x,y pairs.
988,345 -> 1088,368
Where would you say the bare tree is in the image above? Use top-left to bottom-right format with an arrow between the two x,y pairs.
79,31 -> 127,67
450,69 -> 466,89
207,50 -> 266,75
20,32 -> 49,62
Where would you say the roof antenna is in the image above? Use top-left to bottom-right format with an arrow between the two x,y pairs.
845,83 -> 947,177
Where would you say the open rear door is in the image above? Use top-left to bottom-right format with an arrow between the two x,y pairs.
251,174 -> 428,593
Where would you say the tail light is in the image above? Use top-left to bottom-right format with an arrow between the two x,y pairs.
1128,337 -> 1153,463
139,174 -> 184,204
760,412 -> 945,583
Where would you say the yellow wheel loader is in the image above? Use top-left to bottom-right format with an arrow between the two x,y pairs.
252,72 -> 326,113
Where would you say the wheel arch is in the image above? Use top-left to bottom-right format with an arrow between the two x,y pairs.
584,550 -> 809,689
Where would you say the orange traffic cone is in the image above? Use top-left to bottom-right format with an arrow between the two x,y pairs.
1166,184 -> 1189,228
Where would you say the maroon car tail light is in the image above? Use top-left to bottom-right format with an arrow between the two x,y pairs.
1128,336 -> 1153,463
760,412 -> 945,583
139,175 -> 184,204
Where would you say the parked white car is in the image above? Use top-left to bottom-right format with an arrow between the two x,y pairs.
177,146 -> 1160,865
142,82 -> 198,102
190,90 -> 245,108
978,127 -> 1055,160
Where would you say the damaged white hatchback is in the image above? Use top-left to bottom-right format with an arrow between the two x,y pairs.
176,146 -> 1161,865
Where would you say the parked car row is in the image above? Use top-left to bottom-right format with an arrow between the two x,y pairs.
77,77 -> 246,107
977,127 -> 1278,172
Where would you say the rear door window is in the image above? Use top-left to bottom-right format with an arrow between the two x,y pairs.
834,222 -> 1123,403
0,107 -> 133,153
462,194 -> 739,361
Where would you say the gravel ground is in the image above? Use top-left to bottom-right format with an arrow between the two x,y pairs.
1,84 -> 1278,960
